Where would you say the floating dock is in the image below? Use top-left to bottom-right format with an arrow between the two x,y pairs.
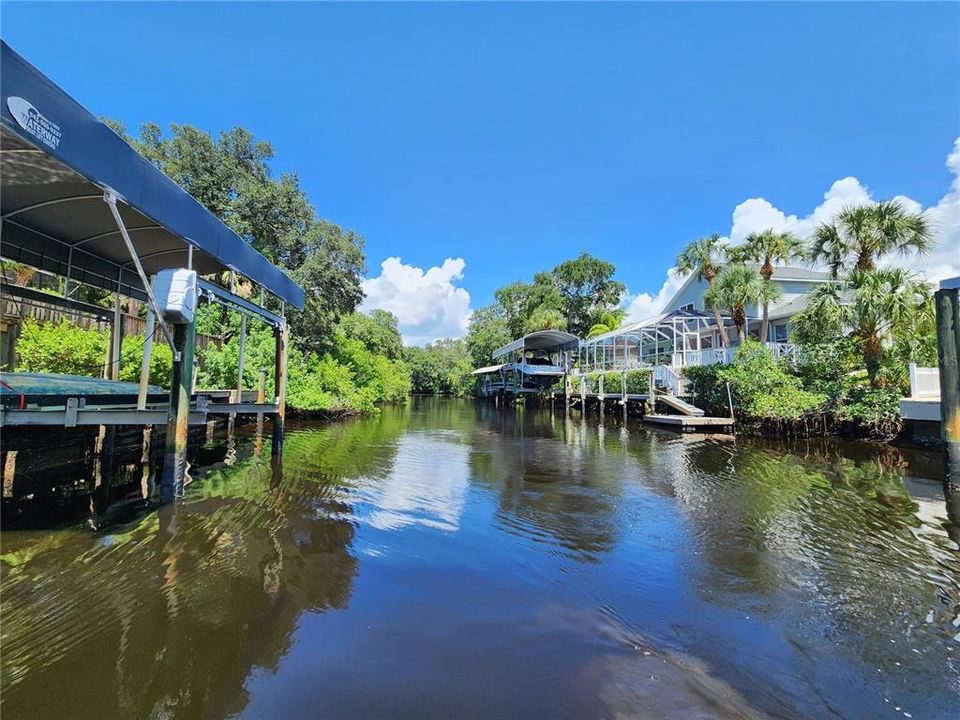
642,414 -> 735,433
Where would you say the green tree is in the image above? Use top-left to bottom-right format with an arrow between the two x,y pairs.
728,230 -> 804,342
551,253 -> 625,337
676,234 -> 731,348
405,338 -> 473,395
791,282 -> 851,345
704,266 -> 781,344
586,308 -> 626,338
808,200 -> 933,278
495,272 -> 565,339
108,120 -> 365,354
791,268 -> 934,388
338,309 -> 404,360
466,304 -> 511,368
523,305 -> 567,334
848,269 -> 932,387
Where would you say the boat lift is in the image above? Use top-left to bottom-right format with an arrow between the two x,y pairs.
0,41 -> 305,502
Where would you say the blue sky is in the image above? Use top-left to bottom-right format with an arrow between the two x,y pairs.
3,2 -> 958,343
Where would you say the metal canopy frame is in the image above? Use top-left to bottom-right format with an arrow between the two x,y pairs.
579,309 -> 736,372
0,40 -> 305,312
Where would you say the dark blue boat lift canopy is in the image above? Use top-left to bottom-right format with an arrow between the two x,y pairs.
0,40 -> 305,311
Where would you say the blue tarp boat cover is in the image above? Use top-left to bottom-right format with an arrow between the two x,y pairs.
0,40 -> 304,309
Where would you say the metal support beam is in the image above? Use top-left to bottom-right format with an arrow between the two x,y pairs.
103,191 -> 179,360
108,288 -> 122,382
138,305 -> 155,410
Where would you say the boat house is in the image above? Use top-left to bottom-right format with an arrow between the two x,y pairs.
0,41 -> 304,503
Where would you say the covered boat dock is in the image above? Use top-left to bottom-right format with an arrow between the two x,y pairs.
477,330 -> 579,398
0,41 -> 305,502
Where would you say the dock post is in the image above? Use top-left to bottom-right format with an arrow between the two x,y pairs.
648,369 -> 656,416
137,305 -> 155,410
160,320 -> 196,503
580,374 -> 586,412
621,371 -> 627,420
935,279 -> 960,493
599,373 -> 605,416
271,322 -> 289,456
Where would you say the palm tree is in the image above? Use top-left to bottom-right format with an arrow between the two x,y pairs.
848,268 -> 932,386
791,282 -> 851,346
809,200 -> 932,278
676,233 -> 730,348
704,266 -> 781,344
586,308 -> 626,338
728,230 -> 804,342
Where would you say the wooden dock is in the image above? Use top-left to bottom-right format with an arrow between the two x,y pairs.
643,414 -> 734,433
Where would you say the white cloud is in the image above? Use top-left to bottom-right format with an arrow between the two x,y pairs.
623,267 -> 685,323
360,256 -> 472,345
630,137 -> 960,312
914,137 -> 960,284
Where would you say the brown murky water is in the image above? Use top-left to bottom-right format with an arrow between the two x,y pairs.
2,398 -> 959,719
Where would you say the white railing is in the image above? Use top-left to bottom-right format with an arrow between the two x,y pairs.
767,342 -> 799,361
576,341 -> 802,377
908,363 -> 940,399
653,364 -> 683,395
682,348 -> 734,367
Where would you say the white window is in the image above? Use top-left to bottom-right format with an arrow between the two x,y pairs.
772,323 -> 788,342
679,302 -> 695,311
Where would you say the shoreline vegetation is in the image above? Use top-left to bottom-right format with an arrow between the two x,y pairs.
4,121 -> 941,444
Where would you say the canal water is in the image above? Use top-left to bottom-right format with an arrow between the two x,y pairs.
2,398 -> 958,719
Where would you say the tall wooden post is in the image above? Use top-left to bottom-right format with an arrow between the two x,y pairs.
935,280 -> 960,491
271,322 -> 289,456
621,371 -> 628,420
161,321 -> 195,503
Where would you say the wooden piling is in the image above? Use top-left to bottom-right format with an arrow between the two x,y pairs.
271,322 -> 289,456
160,321 -> 195,503
599,373 -> 605,416
935,282 -> 960,491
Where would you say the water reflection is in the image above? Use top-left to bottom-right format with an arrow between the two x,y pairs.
2,398 -> 958,719
0,413 -> 412,719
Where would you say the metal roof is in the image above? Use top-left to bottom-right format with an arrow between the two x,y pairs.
491,330 -> 580,360
0,41 -> 304,309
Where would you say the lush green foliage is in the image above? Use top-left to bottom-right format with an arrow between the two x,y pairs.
196,305 -> 411,413
685,341 -> 825,422
405,338 -> 473,395
492,253 -> 624,339
704,265 -> 780,343
465,305 -> 511,368
792,268 -> 935,389
337,309 -> 404,361
98,120 -> 414,414
808,200 -> 933,277
684,340 -> 904,437
107,119 -> 365,357
14,320 -> 172,386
